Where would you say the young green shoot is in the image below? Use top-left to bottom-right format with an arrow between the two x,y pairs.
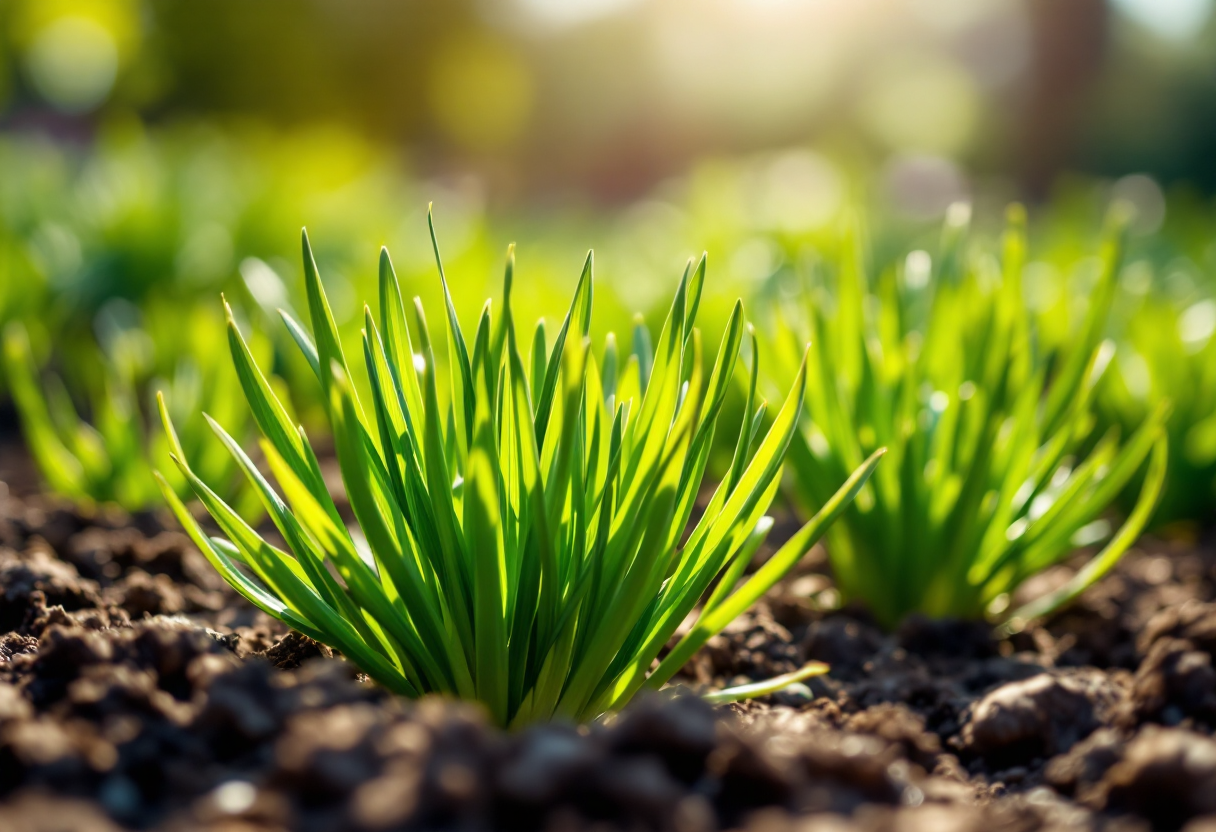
768,204 -> 1169,630
2,309 -> 261,514
159,217 -> 881,726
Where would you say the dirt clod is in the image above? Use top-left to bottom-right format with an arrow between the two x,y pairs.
1098,726 -> 1216,830
0,472 -> 1215,831
1133,638 -> 1216,726
959,670 -> 1124,765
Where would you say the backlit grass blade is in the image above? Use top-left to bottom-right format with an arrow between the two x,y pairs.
490,244 -> 515,377
504,315 -> 559,690
166,410 -> 415,696
427,207 -> 475,467
557,423 -> 688,720
411,298 -> 476,662
278,308 -> 321,380
377,247 -> 427,443
261,439 -> 455,693
633,314 -> 654,391
301,229 -> 362,421
225,299 -> 335,519
155,470 -> 315,633
204,413 -> 421,680
466,319 -> 509,724
1004,429 -> 1168,627
648,446 -> 886,693
534,251 -> 592,446
702,515 -> 774,615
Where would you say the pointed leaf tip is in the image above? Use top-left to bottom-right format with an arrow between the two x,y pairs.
300,228 -> 319,271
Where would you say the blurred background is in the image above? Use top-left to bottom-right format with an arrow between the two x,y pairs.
3,0 -> 1215,206
0,0 -> 1213,527
1,0 -> 1214,324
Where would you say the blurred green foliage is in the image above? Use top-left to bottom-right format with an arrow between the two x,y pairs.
2,0 -> 1216,196
1099,295 -> 1216,529
2,301 -> 267,516
760,205 -> 1168,627
0,127 -> 1210,546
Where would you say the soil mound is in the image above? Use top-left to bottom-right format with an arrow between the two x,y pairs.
1,484 -> 1214,831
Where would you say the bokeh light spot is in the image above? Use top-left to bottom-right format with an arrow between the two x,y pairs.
904,250 -> 932,290
1112,174 -> 1166,235
1114,0 -> 1214,40
25,16 -> 118,113
515,0 -> 645,30
1180,299 -> 1216,348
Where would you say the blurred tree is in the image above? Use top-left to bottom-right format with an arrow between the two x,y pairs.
1018,0 -> 1110,196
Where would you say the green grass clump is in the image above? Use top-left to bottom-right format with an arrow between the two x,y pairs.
2,309 -> 261,513
4,322 -> 156,507
767,205 -> 1169,630
158,218 -> 880,726
1098,293 -> 1216,531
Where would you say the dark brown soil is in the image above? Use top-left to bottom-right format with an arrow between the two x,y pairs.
1,446 -> 1215,831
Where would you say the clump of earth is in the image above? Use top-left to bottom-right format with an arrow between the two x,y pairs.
1,450 -> 1214,832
